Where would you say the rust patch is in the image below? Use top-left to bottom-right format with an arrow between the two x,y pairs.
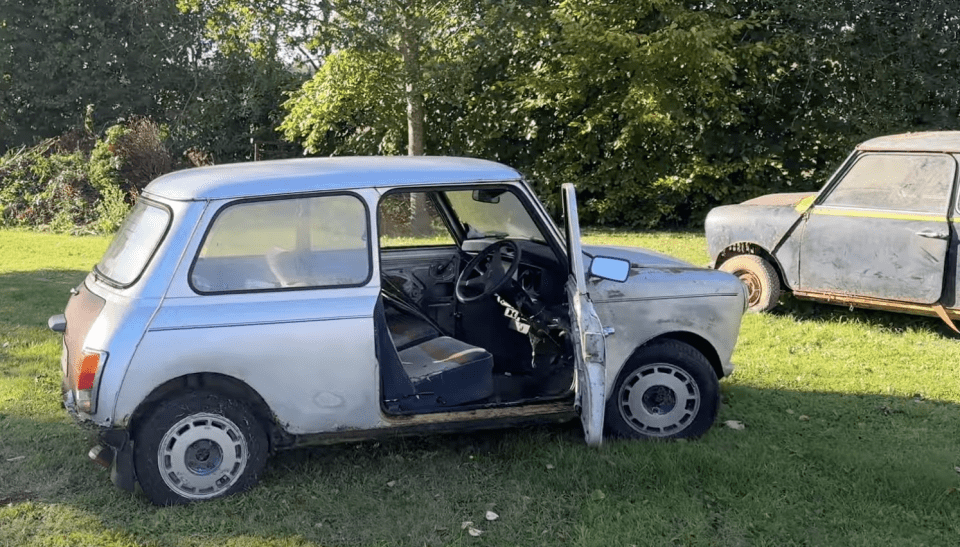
388,401 -> 573,426
793,290 -> 960,331
934,304 -> 960,334
287,401 -> 576,447
740,192 -> 816,207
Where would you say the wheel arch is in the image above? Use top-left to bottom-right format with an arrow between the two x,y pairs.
715,242 -> 786,289
620,331 -> 725,383
128,373 -> 283,451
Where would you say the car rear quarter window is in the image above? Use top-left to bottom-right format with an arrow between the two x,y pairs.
191,194 -> 371,293
823,153 -> 956,214
95,200 -> 171,287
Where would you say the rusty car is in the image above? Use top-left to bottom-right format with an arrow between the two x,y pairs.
49,156 -> 747,505
706,131 -> 960,330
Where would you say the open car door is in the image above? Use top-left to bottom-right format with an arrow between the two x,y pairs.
561,183 -> 607,446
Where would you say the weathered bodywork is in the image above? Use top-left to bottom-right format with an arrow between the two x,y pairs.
51,157 -> 746,504
706,131 -> 960,326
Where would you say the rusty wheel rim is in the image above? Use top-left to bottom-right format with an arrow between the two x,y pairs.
735,270 -> 762,308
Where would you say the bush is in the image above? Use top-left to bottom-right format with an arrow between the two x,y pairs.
0,118 -> 173,234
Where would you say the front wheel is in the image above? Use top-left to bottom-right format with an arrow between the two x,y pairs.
134,391 -> 268,505
605,341 -> 719,440
719,254 -> 780,312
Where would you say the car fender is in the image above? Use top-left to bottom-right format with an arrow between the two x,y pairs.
705,193 -> 815,288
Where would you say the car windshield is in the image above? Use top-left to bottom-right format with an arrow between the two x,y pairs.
443,189 -> 546,242
95,200 -> 170,286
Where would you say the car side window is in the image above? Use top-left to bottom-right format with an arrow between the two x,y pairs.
822,153 -> 956,214
379,192 -> 454,248
192,194 -> 371,292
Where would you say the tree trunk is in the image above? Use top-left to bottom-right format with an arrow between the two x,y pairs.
399,17 -> 429,235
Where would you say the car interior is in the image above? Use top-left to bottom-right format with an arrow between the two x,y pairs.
377,188 -> 576,415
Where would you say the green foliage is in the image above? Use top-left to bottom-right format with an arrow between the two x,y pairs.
170,53 -> 305,163
0,0 -> 206,149
0,146 -> 97,232
280,49 -> 405,155
88,126 -> 131,233
7,0 -> 960,228
0,0 -> 300,164
0,119 -> 173,233
506,1 -> 779,226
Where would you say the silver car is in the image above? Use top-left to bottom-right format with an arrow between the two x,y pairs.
49,157 -> 747,505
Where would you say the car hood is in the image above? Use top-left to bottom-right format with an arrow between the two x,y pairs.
583,244 -> 693,269
582,245 -> 746,302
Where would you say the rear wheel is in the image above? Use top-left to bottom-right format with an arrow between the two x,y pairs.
134,391 -> 268,505
605,341 -> 719,440
719,254 -> 780,312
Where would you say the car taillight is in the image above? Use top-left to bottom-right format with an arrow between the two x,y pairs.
73,350 -> 107,413
76,352 -> 100,390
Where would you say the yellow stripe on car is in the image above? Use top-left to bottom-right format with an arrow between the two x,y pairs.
811,208 -> 945,222
794,195 -> 816,213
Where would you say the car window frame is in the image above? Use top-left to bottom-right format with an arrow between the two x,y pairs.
187,191 -> 374,296
376,189 -> 459,250
377,182 -> 570,274
815,152 -> 958,215
93,197 -> 173,289
951,153 -> 960,217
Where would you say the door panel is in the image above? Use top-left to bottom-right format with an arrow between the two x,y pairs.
380,247 -> 460,334
799,214 -> 948,303
561,184 -> 606,446
799,153 -> 955,304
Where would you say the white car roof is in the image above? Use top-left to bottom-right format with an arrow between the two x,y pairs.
857,131 -> 960,153
143,156 -> 522,200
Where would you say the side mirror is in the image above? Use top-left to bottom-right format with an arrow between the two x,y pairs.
589,256 -> 630,282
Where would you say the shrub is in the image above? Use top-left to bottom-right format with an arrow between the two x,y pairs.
0,118 -> 173,234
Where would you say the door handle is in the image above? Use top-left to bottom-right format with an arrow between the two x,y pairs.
916,229 -> 949,240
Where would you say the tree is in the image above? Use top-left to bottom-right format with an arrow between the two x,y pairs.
504,0 -> 777,226
170,52 -> 306,163
181,0 -> 531,157
0,0 -> 205,150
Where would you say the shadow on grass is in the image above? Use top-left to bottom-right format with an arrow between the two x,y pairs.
3,386 -> 960,546
0,269 -> 89,327
771,292 -> 960,339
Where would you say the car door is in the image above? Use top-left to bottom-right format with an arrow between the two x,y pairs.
142,192 -> 384,435
561,183 -> 607,446
798,153 -> 956,303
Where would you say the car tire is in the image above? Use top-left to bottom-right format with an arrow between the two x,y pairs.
719,254 -> 780,312
134,391 -> 268,505
605,341 -> 719,440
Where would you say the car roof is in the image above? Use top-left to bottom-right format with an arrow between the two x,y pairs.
857,131 -> 960,153
142,156 -> 522,200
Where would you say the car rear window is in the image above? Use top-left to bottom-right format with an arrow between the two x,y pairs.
95,200 -> 171,287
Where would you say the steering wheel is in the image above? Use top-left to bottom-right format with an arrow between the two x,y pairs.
455,240 -> 522,303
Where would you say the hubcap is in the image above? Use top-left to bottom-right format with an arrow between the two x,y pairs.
157,412 -> 247,500
619,363 -> 700,437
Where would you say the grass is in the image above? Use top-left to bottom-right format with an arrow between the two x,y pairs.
2,228 -> 960,546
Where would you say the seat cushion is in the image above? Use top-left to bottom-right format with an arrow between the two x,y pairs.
398,337 -> 494,406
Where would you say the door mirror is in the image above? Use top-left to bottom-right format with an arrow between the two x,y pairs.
589,256 -> 630,282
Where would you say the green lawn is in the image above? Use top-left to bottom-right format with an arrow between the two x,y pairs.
2,228 -> 959,546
